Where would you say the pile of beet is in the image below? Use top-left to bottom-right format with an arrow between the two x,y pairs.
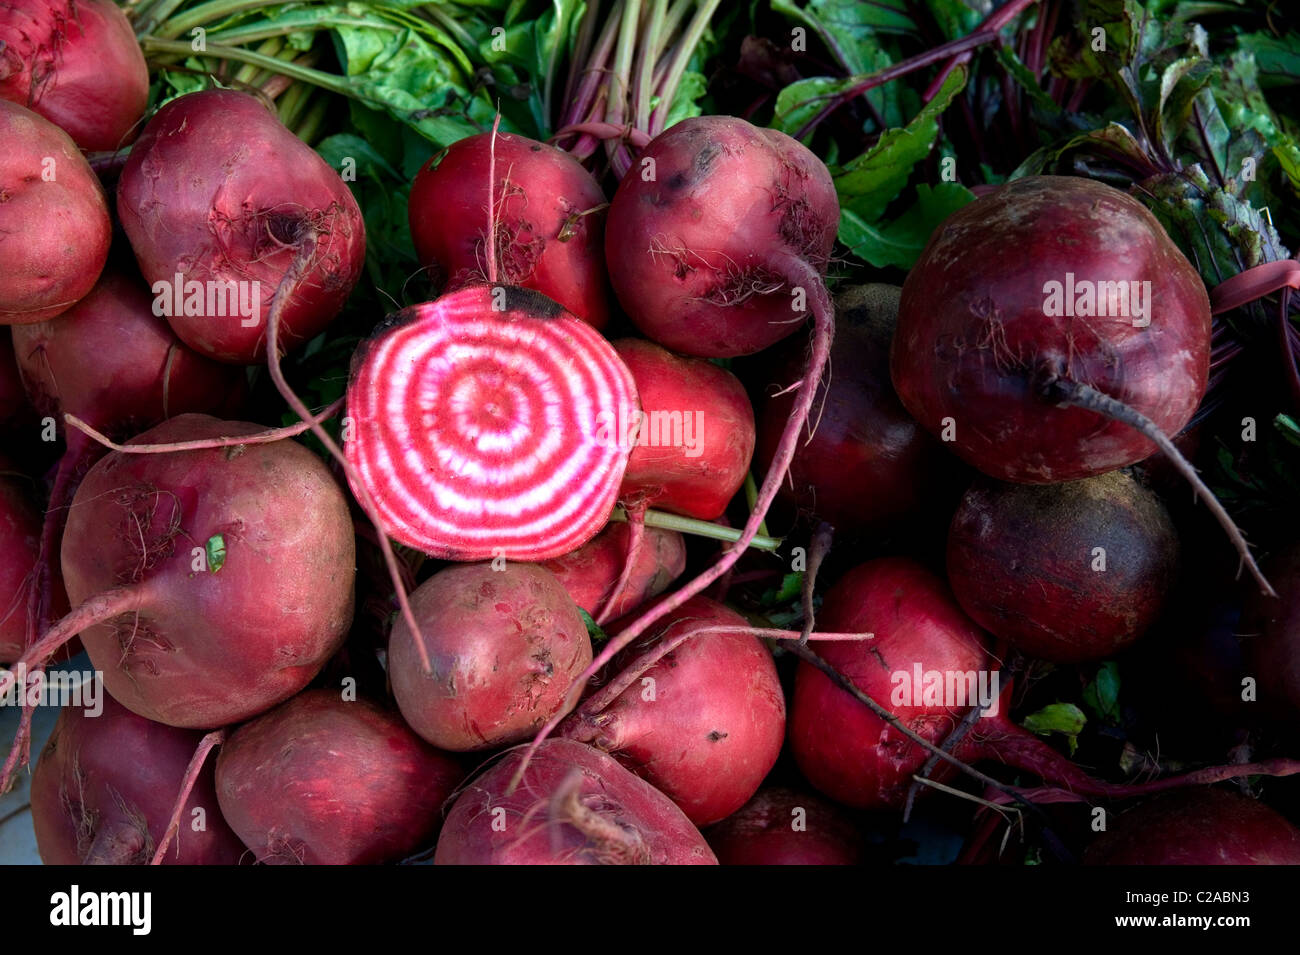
3,2 -> 1299,872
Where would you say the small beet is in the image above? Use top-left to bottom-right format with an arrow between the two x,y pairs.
0,0 -> 148,151
409,131 -> 611,328
753,284 -> 950,535
388,562 -> 592,752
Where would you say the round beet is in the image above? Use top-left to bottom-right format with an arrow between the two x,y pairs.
1084,788 -> 1300,864
614,338 -> 756,521
117,90 -> 365,363
892,175 -> 1210,483
754,284 -> 949,535
946,471 -> 1179,663
409,131 -> 611,328
706,787 -> 862,865
562,596 -> 785,826
0,0 -> 149,151
434,739 -> 717,864
51,414 -> 356,728
539,521 -> 686,620
389,563 -> 592,751
605,116 -> 837,357
30,694 -> 245,865
0,99 -> 110,325
215,690 -> 463,865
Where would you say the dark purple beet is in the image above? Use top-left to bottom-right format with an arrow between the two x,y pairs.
946,471 -> 1179,663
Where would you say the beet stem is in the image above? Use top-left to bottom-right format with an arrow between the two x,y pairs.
149,728 -> 227,865
904,700 -> 988,822
1,585 -> 146,793
609,506 -> 781,551
485,113 -> 501,286
1046,377 -> 1275,596
0,587 -> 143,703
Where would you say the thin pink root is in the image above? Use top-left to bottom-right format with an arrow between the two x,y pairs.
63,399 -> 344,455
150,729 -> 227,865
1211,259 -> 1300,314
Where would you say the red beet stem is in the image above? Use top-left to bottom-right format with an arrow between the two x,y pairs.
1211,259 -> 1300,314
549,768 -> 651,863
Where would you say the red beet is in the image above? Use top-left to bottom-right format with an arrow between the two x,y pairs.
754,284 -> 950,535
409,131 -> 611,328
344,285 -> 638,561
539,521 -> 686,620
614,338 -> 756,521
604,115 -> 838,357
388,562 -> 592,751
30,694 -> 245,865
0,0 -> 149,151
946,471 -> 1179,663
1,414 -> 356,730
434,739 -> 717,864
1084,788 -> 1300,864
705,787 -> 863,865
0,99 -> 110,324
214,690 -> 463,865
117,90 -> 365,363
892,175 -> 1210,483
562,596 -> 785,825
